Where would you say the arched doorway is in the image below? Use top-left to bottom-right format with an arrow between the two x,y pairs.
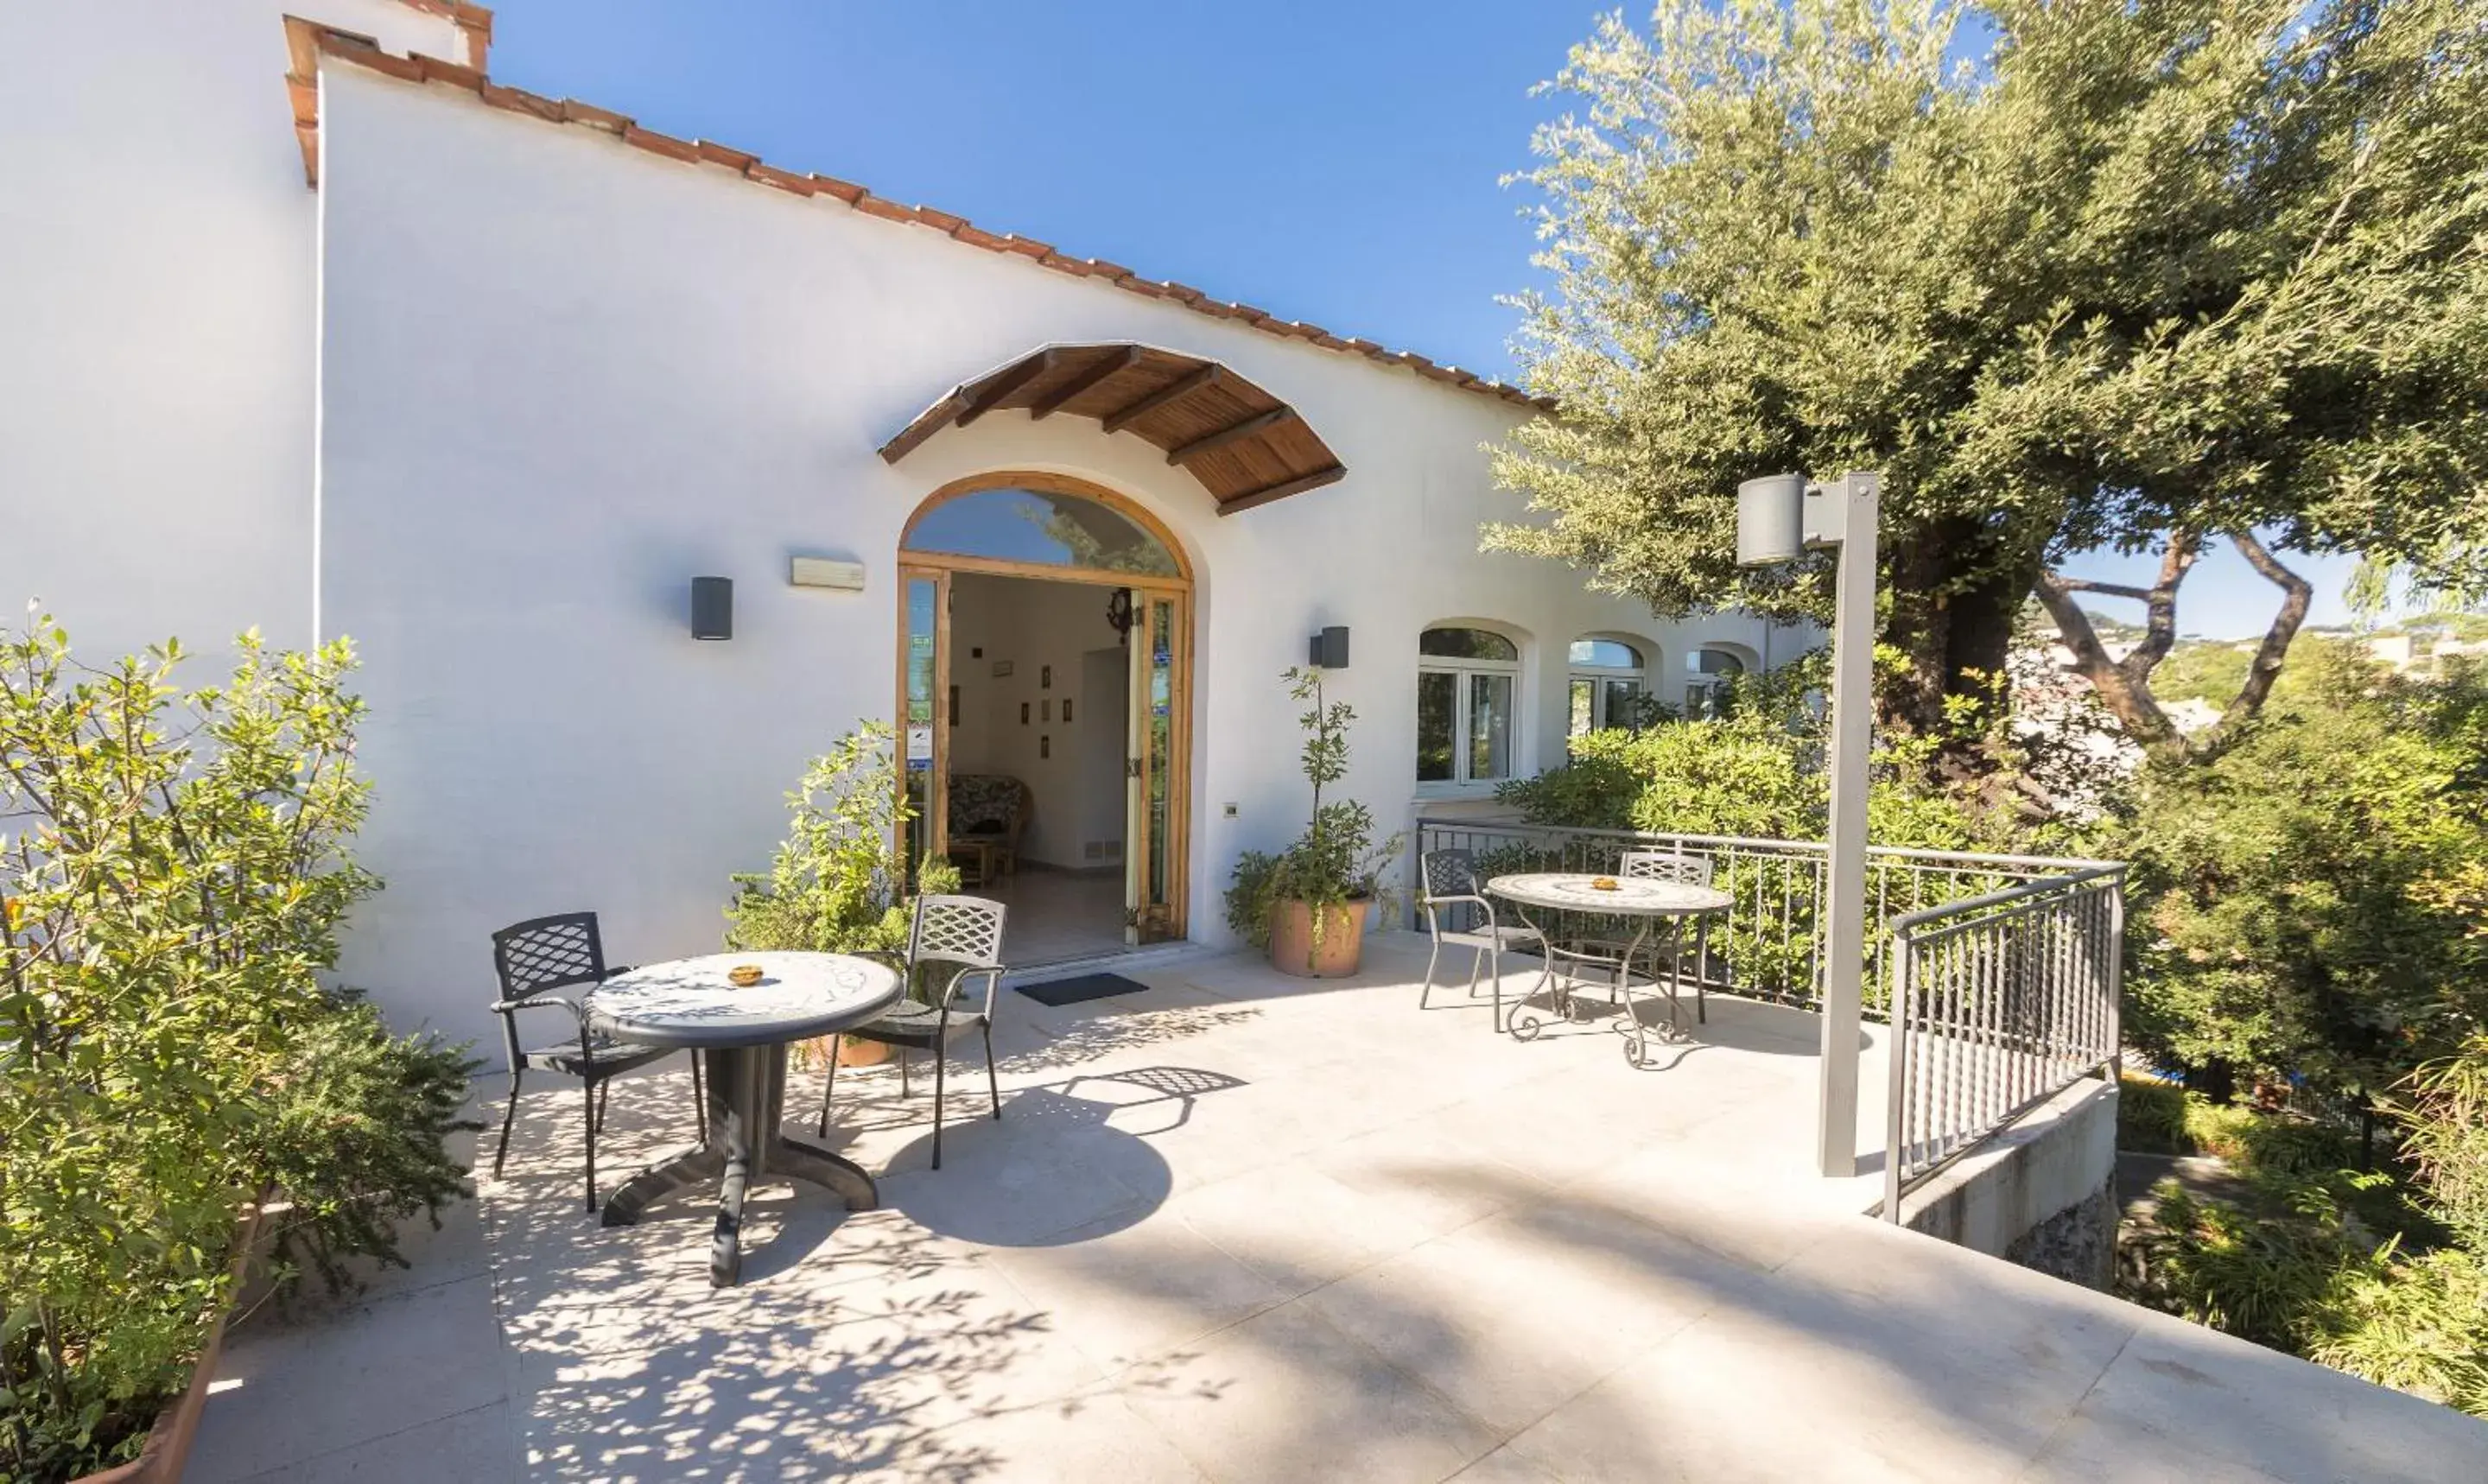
898,472 -> 1193,949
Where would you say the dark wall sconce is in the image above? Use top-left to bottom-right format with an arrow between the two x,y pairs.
691,576 -> 733,640
1307,625 -> 1349,669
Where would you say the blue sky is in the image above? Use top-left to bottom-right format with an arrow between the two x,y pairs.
489,0 -> 2358,640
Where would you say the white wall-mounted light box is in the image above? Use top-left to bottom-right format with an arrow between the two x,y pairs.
790,556 -> 866,592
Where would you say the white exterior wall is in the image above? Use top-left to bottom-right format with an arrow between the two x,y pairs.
295,61 -> 1790,1045
0,1 -> 462,660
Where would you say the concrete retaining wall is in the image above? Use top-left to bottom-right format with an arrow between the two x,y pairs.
1893,1075 -> 2119,1289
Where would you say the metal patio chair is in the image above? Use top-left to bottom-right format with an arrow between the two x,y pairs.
816,893 -> 1008,1170
1417,847 -> 1543,1034
489,911 -> 703,1211
1572,849 -> 1719,1028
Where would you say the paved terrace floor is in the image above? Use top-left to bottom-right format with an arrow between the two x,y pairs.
190,933 -> 2488,1482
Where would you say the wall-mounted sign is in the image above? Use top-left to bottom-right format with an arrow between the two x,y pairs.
905,725 -> 932,769
790,556 -> 867,592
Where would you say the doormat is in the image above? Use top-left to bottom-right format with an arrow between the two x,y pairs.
1016,973 -> 1152,1007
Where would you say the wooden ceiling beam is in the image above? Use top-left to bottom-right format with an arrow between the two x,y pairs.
954,348 -> 1058,428
1166,406 -> 1297,466
876,390 -> 968,464
1216,464 -> 1347,516
1031,346 -> 1139,420
1101,365 -> 1221,434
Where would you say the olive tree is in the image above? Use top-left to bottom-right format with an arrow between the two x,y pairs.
1492,0 -> 2488,756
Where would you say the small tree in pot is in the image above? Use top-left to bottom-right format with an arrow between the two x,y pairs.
1223,667 -> 1402,977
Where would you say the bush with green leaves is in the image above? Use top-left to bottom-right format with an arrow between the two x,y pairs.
2120,1036 -> 2488,1417
1,619 -> 472,1481
721,724 -> 958,1016
1487,660 -> 2040,1003
1225,669 -> 1403,966
2118,642 -> 2488,1110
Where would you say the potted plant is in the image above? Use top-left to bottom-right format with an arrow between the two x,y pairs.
723,722 -> 957,1066
1224,667 -> 1403,977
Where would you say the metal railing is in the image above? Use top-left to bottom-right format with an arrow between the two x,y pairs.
1410,819 -> 2104,1015
1882,866 -> 2124,1220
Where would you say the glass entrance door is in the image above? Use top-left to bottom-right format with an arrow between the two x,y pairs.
898,566 -> 949,880
1125,589 -> 1188,944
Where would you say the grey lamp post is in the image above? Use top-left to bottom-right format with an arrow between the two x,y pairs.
1737,470 -> 1881,1178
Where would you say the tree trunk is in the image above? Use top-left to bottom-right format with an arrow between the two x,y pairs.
1880,522 -> 2034,741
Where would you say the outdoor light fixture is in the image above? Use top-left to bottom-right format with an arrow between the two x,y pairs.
1736,471 -> 1882,1179
1307,625 -> 1350,669
690,576 -> 733,641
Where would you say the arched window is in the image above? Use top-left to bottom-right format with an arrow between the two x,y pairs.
903,485 -> 1182,576
1567,637 -> 1650,740
1418,625 -> 1520,788
1685,647 -> 1747,720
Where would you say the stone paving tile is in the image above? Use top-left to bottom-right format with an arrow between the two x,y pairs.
1117,1297 -> 1501,1484
186,943 -> 2488,1484
188,1275 -> 509,1484
222,1401 -> 519,1484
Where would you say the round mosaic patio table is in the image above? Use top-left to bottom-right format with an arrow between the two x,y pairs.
1486,872 -> 1731,1066
587,951 -> 904,1286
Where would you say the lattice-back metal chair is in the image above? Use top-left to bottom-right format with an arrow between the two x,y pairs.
1620,848 -> 1717,1024
816,894 -> 1008,1170
490,912 -> 703,1210
1417,847 -> 1542,1034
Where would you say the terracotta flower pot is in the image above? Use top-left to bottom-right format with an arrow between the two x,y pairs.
835,1036 -> 892,1068
1268,897 -> 1371,979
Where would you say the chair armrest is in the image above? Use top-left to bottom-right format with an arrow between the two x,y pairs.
1420,891 -> 1499,932
492,991 -> 589,1019
948,965 -> 1006,1019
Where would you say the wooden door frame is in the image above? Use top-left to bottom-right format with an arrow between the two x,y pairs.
897,472 -> 1194,941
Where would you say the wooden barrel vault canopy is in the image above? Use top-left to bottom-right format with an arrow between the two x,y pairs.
877,343 -> 1347,516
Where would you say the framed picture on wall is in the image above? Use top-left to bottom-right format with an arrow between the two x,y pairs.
1042,700 -> 1052,722
1039,734 -> 1050,759
1041,664 -> 1052,689
1063,698 -> 1074,723
948,685 -> 959,727
993,659 -> 1014,678
1019,702 -> 1030,725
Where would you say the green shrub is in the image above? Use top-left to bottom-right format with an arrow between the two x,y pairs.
1,621 -> 469,1481
2307,1245 -> 2488,1415
2120,642 -> 2488,1107
254,995 -> 479,1296
2122,1173 -> 2488,1418
2117,1075 -> 2191,1154
722,723 -> 957,962
2399,1035 -> 2488,1254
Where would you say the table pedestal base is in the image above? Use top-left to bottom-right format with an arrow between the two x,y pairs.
601,1043 -> 877,1287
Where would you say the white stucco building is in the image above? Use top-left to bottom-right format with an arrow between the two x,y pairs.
2,1 -> 1793,1048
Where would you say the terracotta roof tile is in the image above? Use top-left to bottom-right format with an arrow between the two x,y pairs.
281,16 -> 1551,412
622,125 -> 701,164
560,98 -> 632,134
745,162 -> 815,196
479,82 -> 562,123
413,53 -> 485,92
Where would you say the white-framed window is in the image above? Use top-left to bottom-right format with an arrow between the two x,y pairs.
1685,647 -> 1747,720
1567,637 -> 1649,743
1418,625 -> 1519,789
